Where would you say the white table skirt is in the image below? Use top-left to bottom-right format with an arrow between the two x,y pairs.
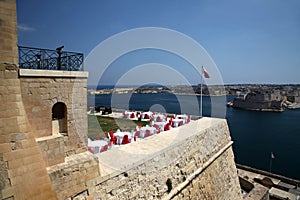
114,131 -> 132,144
140,126 -> 156,138
153,121 -> 167,132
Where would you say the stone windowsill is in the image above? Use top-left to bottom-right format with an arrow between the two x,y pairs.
35,133 -> 64,142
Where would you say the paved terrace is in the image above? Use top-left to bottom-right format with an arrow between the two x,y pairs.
96,117 -> 227,176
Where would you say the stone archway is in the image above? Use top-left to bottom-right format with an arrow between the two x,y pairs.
52,102 -> 67,135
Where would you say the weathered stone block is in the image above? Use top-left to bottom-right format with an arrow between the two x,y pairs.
0,135 -> 10,143
20,139 -> 37,148
4,71 -> 18,79
48,141 -> 60,150
7,157 -> 24,169
3,149 -> 24,162
20,146 -> 39,158
0,143 -> 10,153
23,154 -> 43,165
1,186 -> 15,199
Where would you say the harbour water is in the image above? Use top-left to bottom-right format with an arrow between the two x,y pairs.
88,93 -> 300,180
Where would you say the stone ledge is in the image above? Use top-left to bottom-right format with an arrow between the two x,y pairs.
35,134 -> 64,142
36,134 -> 65,167
46,151 -> 100,199
19,69 -> 88,78
46,151 -> 99,174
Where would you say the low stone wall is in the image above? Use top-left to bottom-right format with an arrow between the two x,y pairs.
36,134 -> 65,167
82,118 -> 242,200
47,152 -> 100,200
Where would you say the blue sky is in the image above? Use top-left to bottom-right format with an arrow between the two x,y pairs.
17,0 -> 300,85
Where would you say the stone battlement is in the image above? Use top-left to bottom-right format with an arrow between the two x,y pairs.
41,117 -> 242,200
88,117 -> 242,199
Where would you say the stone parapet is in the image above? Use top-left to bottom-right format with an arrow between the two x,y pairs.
47,152 -> 100,200
36,134 -> 65,167
83,118 -> 242,200
19,69 -> 88,78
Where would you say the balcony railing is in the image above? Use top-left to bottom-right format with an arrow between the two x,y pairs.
18,46 -> 84,71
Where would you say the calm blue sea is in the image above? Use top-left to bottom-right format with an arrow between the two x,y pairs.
88,93 -> 300,180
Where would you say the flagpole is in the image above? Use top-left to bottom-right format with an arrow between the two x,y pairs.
269,152 -> 274,172
200,66 -> 203,117
269,156 -> 272,172
200,66 -> 210,117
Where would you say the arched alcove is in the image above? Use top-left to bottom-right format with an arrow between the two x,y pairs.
52,102 -> 67,135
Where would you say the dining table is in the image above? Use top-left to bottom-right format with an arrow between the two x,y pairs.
124,111 -> 136,119
141,111 -> 153,120
153,121 -> 167,132
114,131 -> 132,144
176,114 -> 188,124
139,126 -> 157,138
88,139 -> 109,153
171,118 -> 184,127
152,114 -> 166,122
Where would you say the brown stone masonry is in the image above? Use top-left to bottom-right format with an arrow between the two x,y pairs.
0,64 -> 57,200
0,0 -> 57,199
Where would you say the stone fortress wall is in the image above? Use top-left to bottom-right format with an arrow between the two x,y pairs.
88,118 -> 242,200
0,1 -> 243,199
34,118 -> 243,200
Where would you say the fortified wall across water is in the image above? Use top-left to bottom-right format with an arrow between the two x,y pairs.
0,1 -> 242,199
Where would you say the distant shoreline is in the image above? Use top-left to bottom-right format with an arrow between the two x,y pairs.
88,83 -> 300,89
87,84 -> 300,99
88,92 -> 228,97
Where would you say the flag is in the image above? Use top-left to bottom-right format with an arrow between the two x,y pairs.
271,152 -> 275,159
202,66 -> 210,78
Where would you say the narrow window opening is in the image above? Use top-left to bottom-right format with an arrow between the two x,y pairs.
52,102 -> 67,135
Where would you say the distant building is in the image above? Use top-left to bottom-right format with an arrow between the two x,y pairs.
232,90 -> 285,112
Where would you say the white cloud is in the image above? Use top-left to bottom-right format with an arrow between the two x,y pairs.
18,24 -> 35,32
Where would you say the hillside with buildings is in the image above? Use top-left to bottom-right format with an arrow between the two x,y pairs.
89,84 -> 300,97
88,84 -> 300,111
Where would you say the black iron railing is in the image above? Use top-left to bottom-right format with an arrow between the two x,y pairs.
18,46 -> 84,71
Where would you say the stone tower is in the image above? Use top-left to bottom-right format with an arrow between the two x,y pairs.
0,0 -> 57,199
0,1 -> 100,199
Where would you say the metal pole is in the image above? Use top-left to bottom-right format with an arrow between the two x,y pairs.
200,66 -> 203,117
56,46 -> 64,70
57,53 -> 61,70
269,152 -> 273,172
